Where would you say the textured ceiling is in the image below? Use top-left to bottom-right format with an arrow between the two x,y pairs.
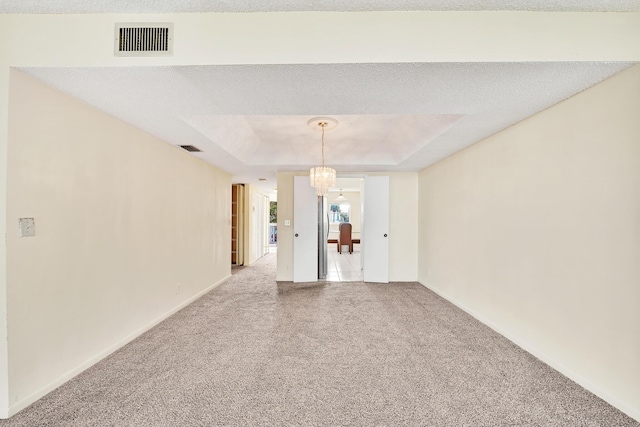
183,114 -> 464,167
21,62 -> 633,195
2,0 -> 640,13
5,3 -> 640,196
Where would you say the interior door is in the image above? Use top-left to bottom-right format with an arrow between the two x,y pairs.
363,176 -> 389,283
293,176 -> 318,282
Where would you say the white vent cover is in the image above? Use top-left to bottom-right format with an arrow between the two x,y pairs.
114,23 -> 173,57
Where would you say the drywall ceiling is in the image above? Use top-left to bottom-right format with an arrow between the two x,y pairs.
2,0 -> 640,13
21,62 -> 633,195
6,1 -> 638,195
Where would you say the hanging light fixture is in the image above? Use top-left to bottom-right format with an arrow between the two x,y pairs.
308,117 -> 337,196
334,189 -> 348,203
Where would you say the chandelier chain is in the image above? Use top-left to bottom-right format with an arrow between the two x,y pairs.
321,123 -> 325,167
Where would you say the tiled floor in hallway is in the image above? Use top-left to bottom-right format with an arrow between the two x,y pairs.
326,243 -> 363,281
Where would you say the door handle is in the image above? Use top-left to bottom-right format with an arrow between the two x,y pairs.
295,233 -> 299,237
384,234 -> 388,237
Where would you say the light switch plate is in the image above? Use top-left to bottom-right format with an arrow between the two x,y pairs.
19,218 -> 35,237
284,219 -> 291,226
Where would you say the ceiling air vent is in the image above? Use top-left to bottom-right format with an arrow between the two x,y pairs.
114,23 -> 173,57
179,145 -> 202,152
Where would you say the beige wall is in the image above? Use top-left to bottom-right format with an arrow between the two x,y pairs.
418,64 -> 640,420
0,65 -> 9,408
5,70 -> 231,416
1,13 -> 640,69
275,172 -> 307,281
276,172 -> 418,282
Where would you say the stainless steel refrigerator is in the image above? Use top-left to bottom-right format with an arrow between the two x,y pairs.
317,196 -> 328,279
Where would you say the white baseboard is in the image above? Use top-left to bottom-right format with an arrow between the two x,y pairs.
418,280 -> 640,423
2,274 -> 231,419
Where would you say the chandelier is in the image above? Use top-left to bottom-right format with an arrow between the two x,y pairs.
308,117 -> 337,196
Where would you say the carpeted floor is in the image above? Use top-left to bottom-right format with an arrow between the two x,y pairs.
1,253 -> 637,426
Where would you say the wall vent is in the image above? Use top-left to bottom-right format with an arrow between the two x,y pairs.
179,145 -> 202,152
115,23 -> 173,57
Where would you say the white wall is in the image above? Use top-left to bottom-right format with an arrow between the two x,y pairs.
418,64 -> 640,421
276,172 -> 418,282
5,70 -> 231,417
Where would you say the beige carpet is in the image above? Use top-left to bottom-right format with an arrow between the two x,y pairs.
0,253 -> 637,426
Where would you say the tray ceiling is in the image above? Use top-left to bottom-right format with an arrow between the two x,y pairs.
20,62 -> 634,193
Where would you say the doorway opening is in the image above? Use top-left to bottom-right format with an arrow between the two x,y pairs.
231,184 -> 245,267
325,178 -> 363,282
293,174 -> 388,284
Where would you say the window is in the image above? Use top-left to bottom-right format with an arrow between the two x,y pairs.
330,203 -> 350,223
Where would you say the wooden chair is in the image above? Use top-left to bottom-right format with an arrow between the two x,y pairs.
337,223 -> 353,254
